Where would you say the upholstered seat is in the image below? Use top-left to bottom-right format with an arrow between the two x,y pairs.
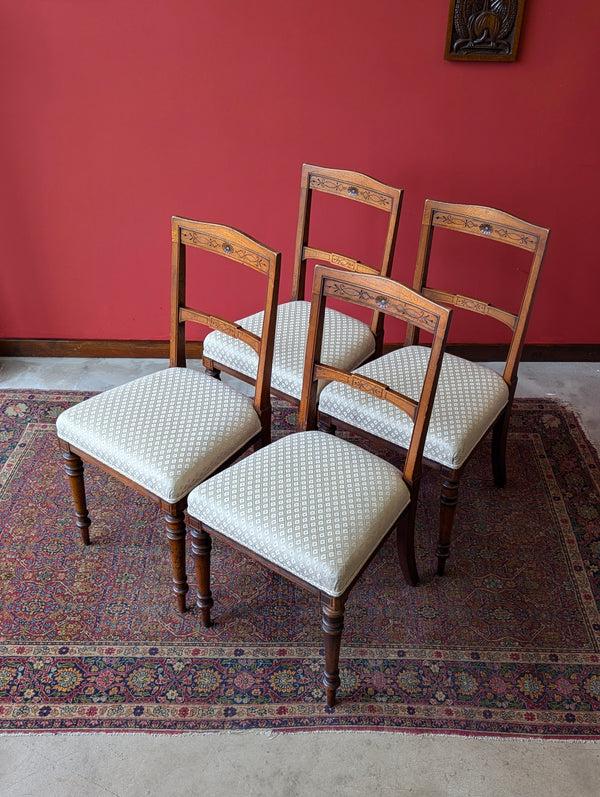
319,346 -> 509,470
202,164 -> 403,407
187,430 -> 409,597
57,367 -> 262,504
318,200 -> 550,576
56,219 -> 281,613
186,265 -> 452,706
203,300 -> 375,401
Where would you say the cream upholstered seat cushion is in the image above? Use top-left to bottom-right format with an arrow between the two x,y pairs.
203,299 -> 375,400
319,346 -> 510,470
187,430 -> 409,597
56,367 -> 262,504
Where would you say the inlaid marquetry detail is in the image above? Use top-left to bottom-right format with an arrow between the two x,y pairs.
308,174 -> 394,210
455,294 -> 490,314
324,279 -> 440,333
316,364 -> 419,420
179,308 -> 261,353
330,253 -> 362,271
423,288 -> 518,330
179,228 -> 270,273
432,210 -> 539,251
303,246 -> 378,275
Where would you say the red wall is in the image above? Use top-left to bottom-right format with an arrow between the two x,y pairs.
1,1 -> 599,344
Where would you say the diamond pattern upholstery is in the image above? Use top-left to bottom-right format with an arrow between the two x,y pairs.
187,430 -> 410,597
319,345 -> 509,470
203,299 -> 375,401
56,367 -> 261,503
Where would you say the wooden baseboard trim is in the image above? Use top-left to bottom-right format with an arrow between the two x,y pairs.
0,339 -> 599,362
0,340 -> 203,359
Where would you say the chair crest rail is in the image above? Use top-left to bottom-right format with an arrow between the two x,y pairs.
178,228 -> 271,274
431,209 -> 540,251
308,173 -> 395,210
324,280 -> 441,333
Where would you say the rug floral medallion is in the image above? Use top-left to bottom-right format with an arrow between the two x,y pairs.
0,389 -> 599,736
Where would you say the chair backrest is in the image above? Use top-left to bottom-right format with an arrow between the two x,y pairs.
170,217 -> 281,437
299,265 -> 452,489
406,200 -> 550,394
291,164 -> 403,354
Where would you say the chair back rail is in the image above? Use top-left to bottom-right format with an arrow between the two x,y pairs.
300,265 -> 452,487
292,164 -> 403,351
407,200 -> 550,389
170,216 -> 281,428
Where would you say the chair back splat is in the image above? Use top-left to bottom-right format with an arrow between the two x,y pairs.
300,268 -> 450,487
408,201 -> 549,394
202,164 -> 403,406
186,265 -> 451,707
319,199 -> 550,576
56,218 -> 280,614
170,218 -> 281,441
292,164 -> 403,351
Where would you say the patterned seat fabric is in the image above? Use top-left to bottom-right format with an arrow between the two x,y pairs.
56,368 -> 261,503
203,300 -> 375,400
187,430 -> 410,597
319,346 -> 510,470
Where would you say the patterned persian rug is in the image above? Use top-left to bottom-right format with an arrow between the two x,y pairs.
0,389 -> 599,736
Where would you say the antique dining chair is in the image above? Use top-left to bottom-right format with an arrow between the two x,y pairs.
318,200 -> 550,576
186,265 -> 451,706
202,163 -> 403,405
56,218 -> 281,613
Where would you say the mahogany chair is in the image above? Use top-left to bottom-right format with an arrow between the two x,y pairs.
318,200 -> 550,576
202,163 -> 403,405
186,265 -> 451,706
57,218 -> 281,613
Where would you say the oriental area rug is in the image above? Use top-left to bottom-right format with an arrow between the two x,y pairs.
0,389 -> 599,737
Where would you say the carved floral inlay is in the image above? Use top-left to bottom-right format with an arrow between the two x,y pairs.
329,253 -> 360,271
455,294 -> 489,314
308,175 -> 393,210
432,211 -> 538,250
180,229 -> 270,273
324,280 -> 439,332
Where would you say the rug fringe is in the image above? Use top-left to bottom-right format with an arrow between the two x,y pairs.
2,729 -> 599,743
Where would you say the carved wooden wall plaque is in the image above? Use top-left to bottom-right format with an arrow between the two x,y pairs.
444,0 -> 525,62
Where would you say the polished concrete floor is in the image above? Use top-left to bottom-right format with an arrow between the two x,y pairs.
0,357 -> 599,797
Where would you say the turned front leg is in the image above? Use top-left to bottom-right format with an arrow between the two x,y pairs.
190,525 -> 214,628
396,505 -> 419,587
438,468 -> 461,576
321,596 -> 345,707
165,510 -> 189,613
492,408 -> 510,488
61,449 -> 92,545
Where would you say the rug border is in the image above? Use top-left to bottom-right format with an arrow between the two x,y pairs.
1,390 -> 599,737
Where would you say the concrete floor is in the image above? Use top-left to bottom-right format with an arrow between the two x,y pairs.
0,357 -> 599,797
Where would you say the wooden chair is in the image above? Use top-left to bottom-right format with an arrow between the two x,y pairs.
202,163 -> 403,405
56,218 -> 281,613
185,265 -> 451,706
318,200 -> 550,576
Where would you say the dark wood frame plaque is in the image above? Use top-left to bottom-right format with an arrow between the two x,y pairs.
444,0 -> 525,62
